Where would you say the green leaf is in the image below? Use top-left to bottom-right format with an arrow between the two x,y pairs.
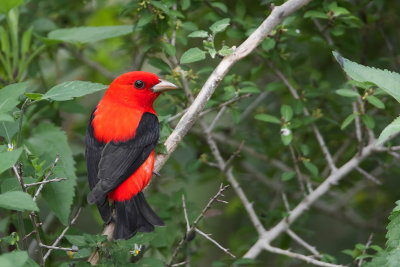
1,177 -> 35,193
366,95 -> 385,109
180,48 -> 206,64
148,58 -> 171,72
386,201 -> 400,250
341,113 -> 356,130
137,12 -> 155,27
255,114 -> 281,124
21,26 -> 33,55
27,123 -> 76,225
181,0 -> 191,10
240,86 -> 260,93
65,235 -> 87,246
377,116 -> 400,145
281,171 -> 296,181
261,38 -> 276,52
280,127 -> 292,146
281,105 -> 293,122
0,0 -> 23,14
218,45 -> 233,56
209,18 -> 230,34
162,42 -> 176,57
0,251 -> 29,267
24,93 -> 43,100
47,25 -> 135,45
42,81 -> 107,101
73,248 -> 92,259
303,161 -> 319,177
0,191 -> 38,211
210,2 -> 228,13
362,114 -> 375,129
304,10 -> 328,19
188,30 -> 209,38
134,258 -> 164,267
0,121 -> 18,143
0,82 -> 29,121
0,26 -> 11,55
336,89 -> 360,98
0,148 -> 22,175
333,51 -> 400,103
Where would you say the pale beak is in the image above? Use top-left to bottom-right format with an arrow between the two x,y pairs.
152,79 -> 179,93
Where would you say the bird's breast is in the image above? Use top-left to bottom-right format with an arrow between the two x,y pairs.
92,100 -> 143,143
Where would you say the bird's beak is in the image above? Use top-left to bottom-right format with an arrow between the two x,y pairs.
152,79 -> 179,93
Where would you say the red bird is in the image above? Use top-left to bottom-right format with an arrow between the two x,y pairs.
86,71 -> 178,239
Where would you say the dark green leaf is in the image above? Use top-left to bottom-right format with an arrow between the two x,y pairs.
148,58 -> 171,72
211,2 -> 228,13
281,171 -> 296,181
304,10 -> 328,19
341,113 -> 356,130
303,161 -> 319,177
0,191 -> 38,211
27,123 -> 76,225
65,235 -> 87,246
362,114 -> 375,129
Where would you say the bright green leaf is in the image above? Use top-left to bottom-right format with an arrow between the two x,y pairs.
0,82 -> 29,121
336,89 -> 360,98
281,105 -> 293,122
210,2 -> 228,13
333,51 -> 400,104
0,251 -> 28,267
162,42 -> 176,57
0,191 -> 38,211
377,116 -> 400,145
42,81 -> 107,101
0,148 -> 22,175
262,38 -> 276,51
180,48 -> 206,64
0,0 -> 23,14
366,95 -> 385,109
209,18 -> 230,34
255,114 -> 281,124
188,30 -> 209,38
218,45 -> 233,56
304,10 -> 328,19
47,25 -> 135,45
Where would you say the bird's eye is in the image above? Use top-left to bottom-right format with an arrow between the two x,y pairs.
134,80 -> 145,89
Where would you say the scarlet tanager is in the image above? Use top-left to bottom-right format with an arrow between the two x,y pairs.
86,71 -> 178,239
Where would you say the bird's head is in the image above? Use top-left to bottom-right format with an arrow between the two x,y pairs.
104,71 -> 178,109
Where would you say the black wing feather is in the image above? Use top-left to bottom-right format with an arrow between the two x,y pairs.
85,109 -> 112,223
87,112 -> 159,206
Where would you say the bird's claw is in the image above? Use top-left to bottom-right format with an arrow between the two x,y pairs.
153,171 -> 161,177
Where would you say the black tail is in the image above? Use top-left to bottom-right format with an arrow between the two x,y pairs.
114,192 -> 165,240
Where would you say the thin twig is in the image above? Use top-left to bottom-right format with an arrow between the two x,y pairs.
167,185 -> 229,266
25,177 -> 67,187
355,167 -> 382,185
223,141 -> 244,172
208,105 -> 227,133
288,145 -> 306,196
39,243 -> 78,252
263,244 -> 345,267
286,229 -> 322,258
182,195 -> 191,232
281,193 -> 291,213
33,155 -> 60,201
195,228 -> 236,258
357,233 -> 373,267
43,208 -> 82,265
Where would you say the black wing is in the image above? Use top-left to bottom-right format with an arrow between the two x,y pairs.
85,108 -> 112,223
87,112 -> 159,206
